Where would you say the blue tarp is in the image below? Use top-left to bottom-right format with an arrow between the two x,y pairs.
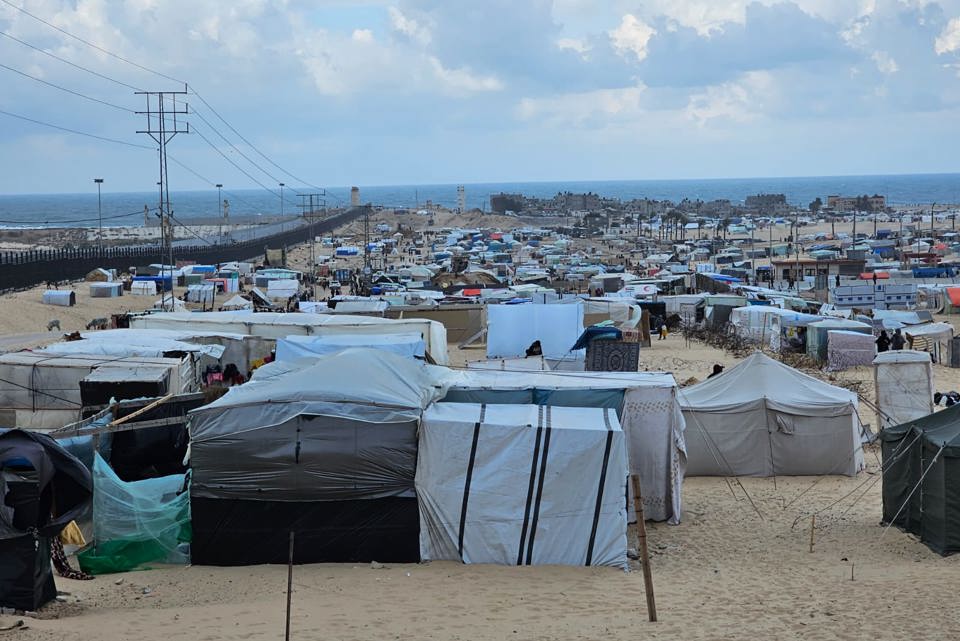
571,326 -> 623,351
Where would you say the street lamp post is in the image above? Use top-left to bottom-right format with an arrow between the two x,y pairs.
216,183 -> 223,243
94,178 -> 104,255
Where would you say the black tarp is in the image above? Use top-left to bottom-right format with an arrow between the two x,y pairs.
880,404 -> 960,555
190,497 -> 419,565
0,430 -> 92,610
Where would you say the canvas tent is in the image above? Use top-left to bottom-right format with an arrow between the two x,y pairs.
0,429 -> 92,611
881,404 -> 960,554
443,369 -> 685,524
89,282 -> 123,298
417,403 -> 628,567
680,352 -> 863,477
275,332 -> 425,361
188,348 -> 448,565
873,350 -> 935,431
41,290 -> 75,306
220,294 -> 253,311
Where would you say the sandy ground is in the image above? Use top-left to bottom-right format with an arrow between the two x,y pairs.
2,213 -> 960,639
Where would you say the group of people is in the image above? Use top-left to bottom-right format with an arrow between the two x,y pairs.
876,328 -> 906,353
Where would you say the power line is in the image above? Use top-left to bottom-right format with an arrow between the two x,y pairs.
0,108 -> 155,149
0,30 -> 144,92
191,123 -> 281,198
0,0 -> 184,85
190,107 -> 283,185
166,153 -> 264,210
0,61 -> 135,113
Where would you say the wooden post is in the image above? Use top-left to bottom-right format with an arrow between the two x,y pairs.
285,531 -> 295,641
808,514 -> 816,553
630,474 -> 658,622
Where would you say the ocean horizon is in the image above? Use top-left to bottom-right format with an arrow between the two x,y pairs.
1,172 -> 958,228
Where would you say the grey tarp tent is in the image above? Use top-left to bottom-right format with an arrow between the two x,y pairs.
680,352 -> 863,477
0,429 -> 92,610
188,348 -> 448,565
881,404 -> 960,555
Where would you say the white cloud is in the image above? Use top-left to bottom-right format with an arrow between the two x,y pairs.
388,6 -> 431,45
685,72 -> 772,126
352,28 -> 374,44
935,17 -> 960,54
872,50 -> 899,73
610,14 -> 656,61
516,85 -> 646,127
429,57 -> 503,94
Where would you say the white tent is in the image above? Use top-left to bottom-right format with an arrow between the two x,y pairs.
129,311 -> 449,365
275,333 -> 425,361
417,403 -> 628,568
443,369 -> 685,524
131,280 -> 157,296
679,352 -> 862,477
873,350 -> 934,431
487,302 -> 584,359
220,295 -> 253,311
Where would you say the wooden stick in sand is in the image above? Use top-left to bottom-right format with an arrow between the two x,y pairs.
630,474 -> 658,622
285,531 -> 295,641
809,514 -> 816,553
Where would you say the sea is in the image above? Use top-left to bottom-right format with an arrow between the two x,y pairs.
0,173 -> 958,228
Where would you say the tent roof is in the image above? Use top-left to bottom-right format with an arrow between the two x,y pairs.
873,349 -> 935,364
905,322 -> 953,339
879,403 -> 960,449
447,368 -> 677,391
678,351 -> 856,412
192,348 -> 447,414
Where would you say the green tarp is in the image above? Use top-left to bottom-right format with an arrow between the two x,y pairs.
880,404 -> 960,555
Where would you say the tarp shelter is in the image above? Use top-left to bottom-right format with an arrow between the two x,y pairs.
130,280 -> 157,296
41,290 -> 75,306
680,352 -> 863,477
186,284 -> 215,304
219,294 -> 253,311
905,322 -> 955,364
806,318 -> 872,362
873,350 -> 934,432
443,369 -> 685,524
130,311 -> 450,365
89,282 -> 123,298
188,349 -> 448,565
417,403 -> 628,567
826,330 -> 876,371
266,279 -> 299,301
881,404 -> 960,554
275,333 -> 425,361
487,302 -> 584,359
0,429 -> 92,610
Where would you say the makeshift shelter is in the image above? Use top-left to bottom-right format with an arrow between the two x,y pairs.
826,330 -> 876,371
0,430 -> 92,611
188,349 -> 448,565
680,352 -> 863,477
130,280 -> 157,296
275,333 -> 425,361
905,323 -> 955,365
806,319 -> 872,362
873,350 -> 935,431
487,302 -> 584,359
89,282 -> 123,298
186,284 -> 215,305
219,294 -> 253,311
881,404 -> 960,554
41,290 -> 75,306
417,403 -> 628,567
443,369 -> 685,524
130,311 -> 450,365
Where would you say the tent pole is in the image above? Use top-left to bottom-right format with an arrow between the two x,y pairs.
285,530 -> 295,641
630,474 -> 658,622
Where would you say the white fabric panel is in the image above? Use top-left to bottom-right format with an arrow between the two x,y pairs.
275,333 -> 425,361
873,351 -> 935,430
417,403 -> 627,568
826,330 -> 876,371
131,281 -> 157,295
487,303 -> 584,359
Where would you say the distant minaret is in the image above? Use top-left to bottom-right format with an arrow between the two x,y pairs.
351,186 -> 360,207
144,205 -> 149,226
456,185 -> 465,214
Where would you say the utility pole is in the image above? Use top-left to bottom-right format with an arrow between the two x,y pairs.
298,193 -> 325,299
216,183 -> 223,244
94,178 -> 104,255
280,183 -> 285,217
137,88 -> 189,308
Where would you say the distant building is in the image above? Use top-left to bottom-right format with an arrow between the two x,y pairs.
827,195 -> 886,211
552,192 -> 601,212
350,186 -> 360,207
456,185 -> 466,214
490,193 -> 525,214
744,194 -> 787,210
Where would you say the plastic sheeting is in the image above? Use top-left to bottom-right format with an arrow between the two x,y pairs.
77,454 -> 190,574
417,403 -> 628,568
487,302 -> 584,359
873,350 -> 935,431
275,333 -> 425,362
680,352 -> 862,477
826,330 -> 876,371
40,336 -> 225,360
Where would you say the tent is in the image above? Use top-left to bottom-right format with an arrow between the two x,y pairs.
826,330 -> 876,371
806,319 -> 872,362
873,350 -> 935,431
186,284 -> 215,304
130,280 -> 157,296
220,294 -> 253,311
188,349 -> 448,565
679,352 -> 863,477
0,429 -> 92,611
275,333 -> 425,361
417,403 -> 628,567
89,282 -> 123,298
41,290 -> 75,306
881,404 -> 960,554
904,322 -> 954,364
443,369 -> 685,524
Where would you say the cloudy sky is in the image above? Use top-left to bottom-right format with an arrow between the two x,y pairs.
1,0 -> 960,194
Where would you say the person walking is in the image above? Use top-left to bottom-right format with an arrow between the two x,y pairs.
891,328 -> 906,350
876,330 -> 891,353
659,322 -> 668,341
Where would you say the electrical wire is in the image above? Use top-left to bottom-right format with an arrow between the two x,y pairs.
191,123 -> 280,198
166,154 -> 263,211
0,61 -> 135,113
0,107 -> 156,149
190,107 -> 283,185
